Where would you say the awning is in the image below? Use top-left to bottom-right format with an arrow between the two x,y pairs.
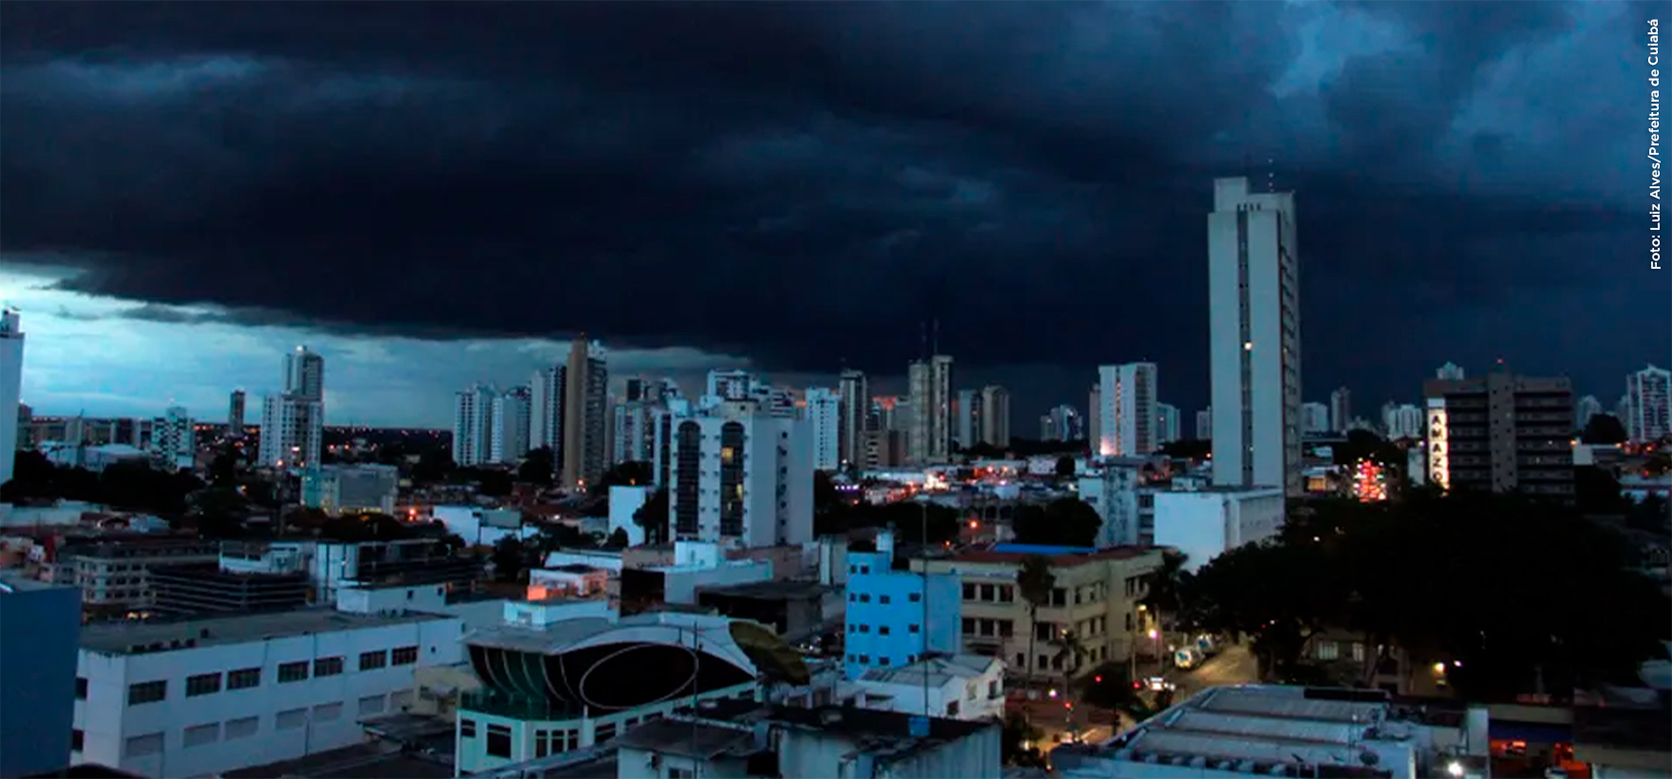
1490,721 -> 1573,744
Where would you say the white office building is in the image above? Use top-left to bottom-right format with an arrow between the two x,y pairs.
1382,403 -> 1423,441
73,608 -> 464,778
1152,487 -> 1286,573
956,388 -> 982,450
257,395 -> 323,469
1096,363 -> 1157,457
491,386 -> 532,463
666,401 -> 814,548
1078,463 -> 1151,548
907,355 -> 954,464
0,310 -> 23,489
1627,364 -> 1671,443
149,406 -> 195,472
1300,402 -> 1330,435
706,369 -> 754,402
805,387 -> 841,471
1208,177 -> 1302,495
1437,361 -> 1466,380
454,384 -> 498,467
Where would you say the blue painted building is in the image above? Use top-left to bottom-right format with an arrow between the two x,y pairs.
843,535 -> 960,680
0,575 -> 81,778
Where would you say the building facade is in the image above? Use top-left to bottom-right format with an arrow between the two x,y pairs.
1208,177 -> 1302,495
1382,403 -> 1423,441
561,339 -> 609,490
1,310 -> 25,488
666,402 -> 814,548
150,405 -> 195,472
1329,387 -> 1352,434
980,385 -> 1010,448
283,346 -> 325,402
957,388 -> 982,450
1151,487 -> 1286,573
453,384 -> 498,467
1156,402 -> 1181,446
805,387 -> 841,471
611,399 -> 654,465
837,369 -> 869,469
1627,364 -> 1671,443
0,575 -> 80,778
843,544 -> 960,680
491,386 -> 532,463
1300,402 -> 1330,435
258,394 -> 323,469
74,609 -> 463,777
301,464 -> 399,515
227,390 -> 245,433
1423,372 -> 1574,500
907,356 -> 954,465
1097,363 -> 1158,458
529,364 -> 565,455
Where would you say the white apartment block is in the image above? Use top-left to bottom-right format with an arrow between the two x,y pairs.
1575,395 -> 1604,430
1156,402 -> 1181,446
149,406 -> 195,472
1208,177 -> 1302,495
1329,387 -> 1352,434
1382,403 -> 1423,441
611,400 -> 654,464
1195,408 -> 1212,440
1300,402 -> 1330,435
979,385 -> 1010,447
454,385 -> 497,467
666,402 -> 814,548
1152,487 -> 1286,573
805,387 -> 841,471
907,355 -> 954,464
842,654 -> 1005,722
74,609 -> 464,778
257,394 -> 323,469
67,540 -> 222,610
706,369 -> 753,401
283,346 -> 325,402
0,309 -> 21,488
1096,363 -> 1158,458
491,386 -> 532,463
1627,364 -> 1671,443
1437,362 -> 1466,380
529,365 -> 564,452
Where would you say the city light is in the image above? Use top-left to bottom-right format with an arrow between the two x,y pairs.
1354,459 -> 1387,502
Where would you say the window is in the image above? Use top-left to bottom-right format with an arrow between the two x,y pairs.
312,703 -> 343,723
278,661 -> 310,683
858,594 -> 870,603
909,623 -> 920,633
227,667 -> 262,690
184,723 -> 220,748
460,719 -> 477,739
392,645 -> 419,665
1315,641 -> 1340,661
127,680 -> 167,705
225,716 -> 258,740
314,656 -> 344,677
879,657 -> 890,666
486,724 -> 512,758
184,672 -> 220,697
391,689 -> 415,711
859,654 -> 870,663
878,625 -> 890,635
669,769 -> 695,779
358,694 -> 386,716
962,583 -> 976,600
276,709 -> 308,731
124,733 -> 164,758
946,700 -> 960,717
908,592 -> 921,603
962,617 -> 976,634
359,650 -> 388,671
71,729 -> 84,752
75,677 -> 87,700
595,722 -> 617,742
879,594 -> 890,604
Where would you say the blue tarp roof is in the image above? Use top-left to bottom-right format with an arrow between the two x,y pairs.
989,543 -> 1096,556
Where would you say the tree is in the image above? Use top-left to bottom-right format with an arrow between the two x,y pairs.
813,470 -> 841,515
603,527 -> 630,549
517,447 -> 555,485
1016,555 -> 1057,713
1574,466 -> 1631,515
411,448 -> 454,484
1054,455 -> 1077,480
208,446 -> 239,487
1580,414 -> 1628,445
1138,549 -> 1191,636
593,461 -> 653,495
491,536 -> 531,583
1012,498 -> 1102,548
634,487 -> 670,545
1158,439 -> 1211,461
1051,630 -> 1091,708
1000,713 -> 1046,768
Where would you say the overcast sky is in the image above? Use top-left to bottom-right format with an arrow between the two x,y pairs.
1,1 -> 1664,428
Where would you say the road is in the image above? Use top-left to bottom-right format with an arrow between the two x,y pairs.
1171,643 -> 1259,696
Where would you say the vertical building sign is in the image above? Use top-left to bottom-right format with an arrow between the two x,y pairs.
1425,398 -> 1449,491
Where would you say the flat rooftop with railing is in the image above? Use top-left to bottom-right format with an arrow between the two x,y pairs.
79,607 -> 452,655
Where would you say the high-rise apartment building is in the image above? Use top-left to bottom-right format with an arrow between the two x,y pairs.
1575,395 -> 1604,431
283,346 -> 325,402
805,387 -> 841,471
1300,402 -> 1330,435
0,310 -> 23,488
1329,388 -> 1352,434
228,389 -> 246,432
666,401 -> 813,547
150,406 -> 195,471
529,364 -> 565,456
1437,362 -> 1466,380
1382,403 -> 1423,441
979,385 -> 1010,447
1042,404 -> 1082,442
1626,364 -> 1671,443
612,400 -> 655,464
561,338 -> 609,489
1424,371 -> 1573,501
1087,384 -> 1101,448
1096,363 -> 1158,457
1195,408 -> 1212,441
492,386 -> 533,463
1208,177 -> 1302,495
956,388 -> 982,449
837,369 -> 868,468
907,355 -> 954,464
706,369 -> 753,402
453,385 -> 497,467
258,346 -> 324,469
1156,403 -> 1181,445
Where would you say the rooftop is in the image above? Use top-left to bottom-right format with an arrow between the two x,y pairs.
613,718 -> 754,759
80,607 -> 453,655
223,743 -> 453,779
859,654 -> 1002,688
670,698 -> 997,765
697,579 -> 834,601
943,544 -> 1159,566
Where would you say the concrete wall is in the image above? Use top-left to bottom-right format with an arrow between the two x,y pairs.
0,581 -> 81,777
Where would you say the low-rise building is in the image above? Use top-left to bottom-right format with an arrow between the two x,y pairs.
842,654 -> 1005,721
73,608 -> 465,777
300,464 -> 400,516
147,563 -> 311,616
1150,487 -> 1285,573
59,537 -> 222,612
843,534 -> 960,680
913,544 -> 1163,682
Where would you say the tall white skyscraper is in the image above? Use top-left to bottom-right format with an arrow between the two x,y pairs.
284,346 -> 325,402
1575,395 -> 1604,431
529,364 -> 565,453
1208,176 -> 1302,494
492,386 -> 533,463
612,400 -> 654,464
907,355 -> 953,464
956,388 -> 981,449
1627,364 -> 1671,443
1195,408 -> 1212,441
805,387 -> 841,471
258,345 -> 324,469
979,385 -> 1010,447
1155,403 -> 1181,445
150,406 -> 196,471
0,309 -> 24,488
453,385 -> 497,466
1096,363 -> 1158,457
1328,387 -> 1352,435
837,369 -> 868,468
1382,403 -> 1423,440
1300,402 -> 1330,435
706,369 -> 753,402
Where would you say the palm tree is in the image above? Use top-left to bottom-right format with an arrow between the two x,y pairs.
1050,630 -> 1090,739
1139,549 -> 1190,650
1016,555 -> 1057,704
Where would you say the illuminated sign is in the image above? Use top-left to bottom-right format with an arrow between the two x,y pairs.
1426,398 -> 1449,491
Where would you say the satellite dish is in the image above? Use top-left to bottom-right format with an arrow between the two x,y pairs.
728,621 -> 811,686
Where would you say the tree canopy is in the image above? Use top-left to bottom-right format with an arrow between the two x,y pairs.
1179,491 -> 1672,701
517,447 -> 555,485
815,500 -> 961,544
1,452 -> 204,517
633,487 -> 670,545
1012,498 -> 1102,548
1580,414 -> 1628,445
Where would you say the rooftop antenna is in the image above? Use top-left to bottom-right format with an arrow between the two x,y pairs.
1266,155 -> 1276,193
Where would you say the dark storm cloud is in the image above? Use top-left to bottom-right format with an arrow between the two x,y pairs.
0,1 -> 1660,413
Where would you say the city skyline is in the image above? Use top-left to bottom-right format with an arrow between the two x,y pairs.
1,2 -> 1666,428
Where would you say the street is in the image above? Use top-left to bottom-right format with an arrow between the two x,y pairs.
1170,643 -> 1259,696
